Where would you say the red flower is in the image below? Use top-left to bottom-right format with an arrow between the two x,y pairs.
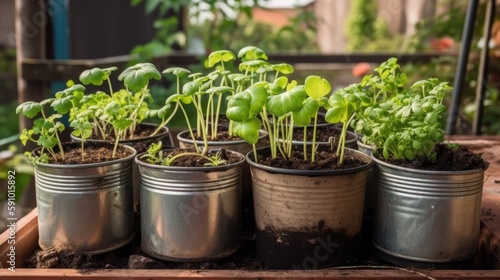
352,63 -> 371,77
430,37 -> 454,51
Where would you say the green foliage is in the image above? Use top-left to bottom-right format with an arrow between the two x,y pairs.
17,63 -> 166,161
350,58 -> 452,162
409,0 -> 468,51
16,96 -> 71,163
226,47 -> 351,163
0,145 -> 33,203
344,0 -> 379,51
325,83 -> 371,164
75,63 -> 164,157
161,48 -> 239,155
130,0 -> 318,62
0,102 -> 20,140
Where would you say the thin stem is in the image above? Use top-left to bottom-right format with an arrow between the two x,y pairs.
214,92 -> 223,137
179,103 -> 199,153
252,144 -> 258,163
112,128 -> 120,158
107,78 -> 114,96
81,139 -> 85,161
165,152 -> 214,166
303,126 -> 307,161
311,115 -> 318,162
151,103 -> 179,136
129,88 -> 147,138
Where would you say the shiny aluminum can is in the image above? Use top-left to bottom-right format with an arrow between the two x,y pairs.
136,149 -> 245,261
35,144 -> 136,254
372,156 -> 486,263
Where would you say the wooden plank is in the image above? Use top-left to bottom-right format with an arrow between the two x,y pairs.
20,53 -> 453,82
0,268 -> 499,279
15,0 -> 50,137
0,208 -> 38,270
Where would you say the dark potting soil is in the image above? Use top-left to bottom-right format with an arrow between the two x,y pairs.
25,213 -> 380,270
45,142 -> 134,164
24,213 -> 268,270
91,125 -> 160,141
255,221 -> 363,269
255,149 -> 367,170
189,130 -> 244,142
293,125 -> 356,142
383,142 -> 489,171
139,148 -> 244,167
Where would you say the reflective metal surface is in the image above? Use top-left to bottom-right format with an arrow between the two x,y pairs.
136,150 -> 244,261
372,156 -> 486,263
35,145 -> 136,254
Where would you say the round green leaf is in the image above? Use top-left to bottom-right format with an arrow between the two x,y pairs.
305,75 -> 331,99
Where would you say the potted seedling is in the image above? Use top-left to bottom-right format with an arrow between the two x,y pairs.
16,84 -> 137,254
134,53 -> 249,261
352,57 -> 408,156
71,63 -> 177,208
226,70 -> 373,268
353,59 -> 489,267
174,48 -> 268,151
71,63 -> 174,151
163,47 -> 269,232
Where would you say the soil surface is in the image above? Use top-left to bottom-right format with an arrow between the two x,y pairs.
254,148 -> 368,170
90,125 -> 161,141
43,142 -> 134,164
383,142 -> 489,171
187,130 -> 245,142
138,148 -> 244,167
293,125 -> 356,142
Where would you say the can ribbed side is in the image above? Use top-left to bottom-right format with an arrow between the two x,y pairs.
248,148 -> 372,237
35,148 -> 136,254
373,157 -> 485,263
137,153 -> 244,261
250,167 -> 367,237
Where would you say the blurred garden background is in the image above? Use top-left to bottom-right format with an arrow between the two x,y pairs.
0,0 -> 499,224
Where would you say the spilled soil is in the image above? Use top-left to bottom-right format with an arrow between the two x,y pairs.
25,213 -> 377,270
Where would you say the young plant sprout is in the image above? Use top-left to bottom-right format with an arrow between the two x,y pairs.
227,49 -> 352,164
325,83 -> 371,164
142,141 -> 227,167
17,84 -> 86,162
76,63 -> 162,144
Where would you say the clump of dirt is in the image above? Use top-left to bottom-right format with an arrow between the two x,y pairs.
254,148 -> 368,170
25,213 -> 267,270
384,142 -> 489,171
42,142 -> 134,164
